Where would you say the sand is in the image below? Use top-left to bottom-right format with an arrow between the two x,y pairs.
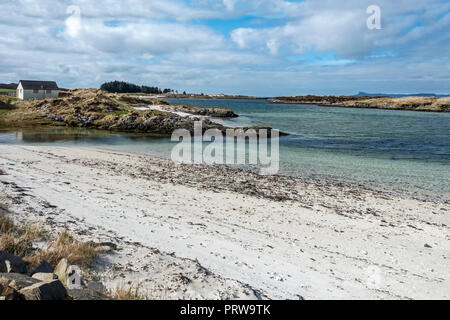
0,145 -> 448,300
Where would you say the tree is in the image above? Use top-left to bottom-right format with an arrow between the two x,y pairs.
100,81 -> 171,94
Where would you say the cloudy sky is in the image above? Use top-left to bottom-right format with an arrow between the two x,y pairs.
0,0 -> 449,96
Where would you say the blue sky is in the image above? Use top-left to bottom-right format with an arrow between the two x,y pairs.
0,0 -> 449,96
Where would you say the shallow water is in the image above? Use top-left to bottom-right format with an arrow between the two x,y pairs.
0,98 -> 449,199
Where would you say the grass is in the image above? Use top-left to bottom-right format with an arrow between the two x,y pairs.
0,214 -> 45,257
0,210 -> 98,269
26,230 -> 98,269
106,283 -> 147,300
0,89 -> 15,93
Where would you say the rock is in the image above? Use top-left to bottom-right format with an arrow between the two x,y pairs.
87,281 -> 104,294
0,273 -> 40,290
68,287 -> 107,301
0,283 -> 22,300
32,261 -> 53,275
98,242 -> 118,251
0,260 -> 11,273
54,258 -> 69,285
19,280 -> 68,300
95,245 -> 115,253
32,273 -> 58,282
0,251 -> 28,274
424,244 -> 433,248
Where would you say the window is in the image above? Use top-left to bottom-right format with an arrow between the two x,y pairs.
33,89 -> 39,93
46,90 -> 52,94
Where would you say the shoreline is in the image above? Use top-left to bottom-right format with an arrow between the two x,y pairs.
0,144 -> 449,299
268,96 -> 450,113
1,127 -> 448,203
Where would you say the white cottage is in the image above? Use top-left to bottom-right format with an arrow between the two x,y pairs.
16,80 -> 59,100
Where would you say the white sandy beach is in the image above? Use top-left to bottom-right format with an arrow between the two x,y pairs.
0,145 -> 448,300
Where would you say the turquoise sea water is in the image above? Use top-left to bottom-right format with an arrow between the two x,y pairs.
1,99 -> 449,199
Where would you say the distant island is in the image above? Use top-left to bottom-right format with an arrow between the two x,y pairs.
269,95 -> 450,112
354,91 -> 450,98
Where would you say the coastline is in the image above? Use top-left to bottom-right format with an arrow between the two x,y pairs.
268,96 -> 450,113
1,144 -> 448,299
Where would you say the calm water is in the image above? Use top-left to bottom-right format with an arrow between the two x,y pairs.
1,98 -> 449,199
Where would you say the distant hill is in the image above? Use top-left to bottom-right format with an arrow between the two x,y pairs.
355,91 -> 450,98
0,83 -> 17,90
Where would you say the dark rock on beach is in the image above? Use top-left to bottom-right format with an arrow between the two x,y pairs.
0,251 -> 28,274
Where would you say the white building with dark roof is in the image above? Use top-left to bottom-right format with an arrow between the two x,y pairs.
16,80 -> 59,100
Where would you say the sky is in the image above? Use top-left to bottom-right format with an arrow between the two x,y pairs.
0,0 -> 449,96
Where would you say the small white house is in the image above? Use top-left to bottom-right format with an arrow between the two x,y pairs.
16,80 -> 59,100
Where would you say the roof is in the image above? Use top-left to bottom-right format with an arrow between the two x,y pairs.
18,80 -> 59,90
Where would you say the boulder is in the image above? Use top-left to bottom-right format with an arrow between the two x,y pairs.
32,261 -> 53,275
54,258 -> 69,285
0,283 -> 23,300
32,273 -> 58,282
68,287 -> 107,300
19,280 -> 68,300
0,273 -> 40,290
0,251 -> 28,274
87,281 -> 104,293
0,260 -> 11,273
95,242 -> 118,253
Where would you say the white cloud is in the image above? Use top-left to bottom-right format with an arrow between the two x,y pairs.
0,0 -> 448,95
65,5 -> 82,38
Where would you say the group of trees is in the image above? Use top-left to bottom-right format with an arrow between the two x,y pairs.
100,81 -> 173,94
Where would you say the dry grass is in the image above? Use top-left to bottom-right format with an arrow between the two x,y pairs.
0,214 -> 45,257
340,97 -> 450,112
0,214 -> 14,233
0,192 -> 10,212
26,230 -> 98,269
1,89 -> 170,129
0,95 -> 18,109
0,213 -> 98,269
107,283 -> 147,300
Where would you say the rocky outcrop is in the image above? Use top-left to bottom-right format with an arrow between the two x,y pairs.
161,105 -> 239,118
32,273 -> 58,282
0,283 -> 22,300
0,258 -> 108,300
19,280 -> 68,300
32,261 -> 53,274
269,95 -> 366,105
102,113 -> 226,135
0,251 -> 28,274
54,258 -> 69,285
0,273 -> 40,291
269,95 -> 450,112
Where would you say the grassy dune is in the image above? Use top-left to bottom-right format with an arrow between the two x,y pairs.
0,89 -> 168,128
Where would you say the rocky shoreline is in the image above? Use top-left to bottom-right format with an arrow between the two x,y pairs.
0,256 -> 108,300
0,89 -> 284,137
269,96 -> 450,112
155,104 -> 239,118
